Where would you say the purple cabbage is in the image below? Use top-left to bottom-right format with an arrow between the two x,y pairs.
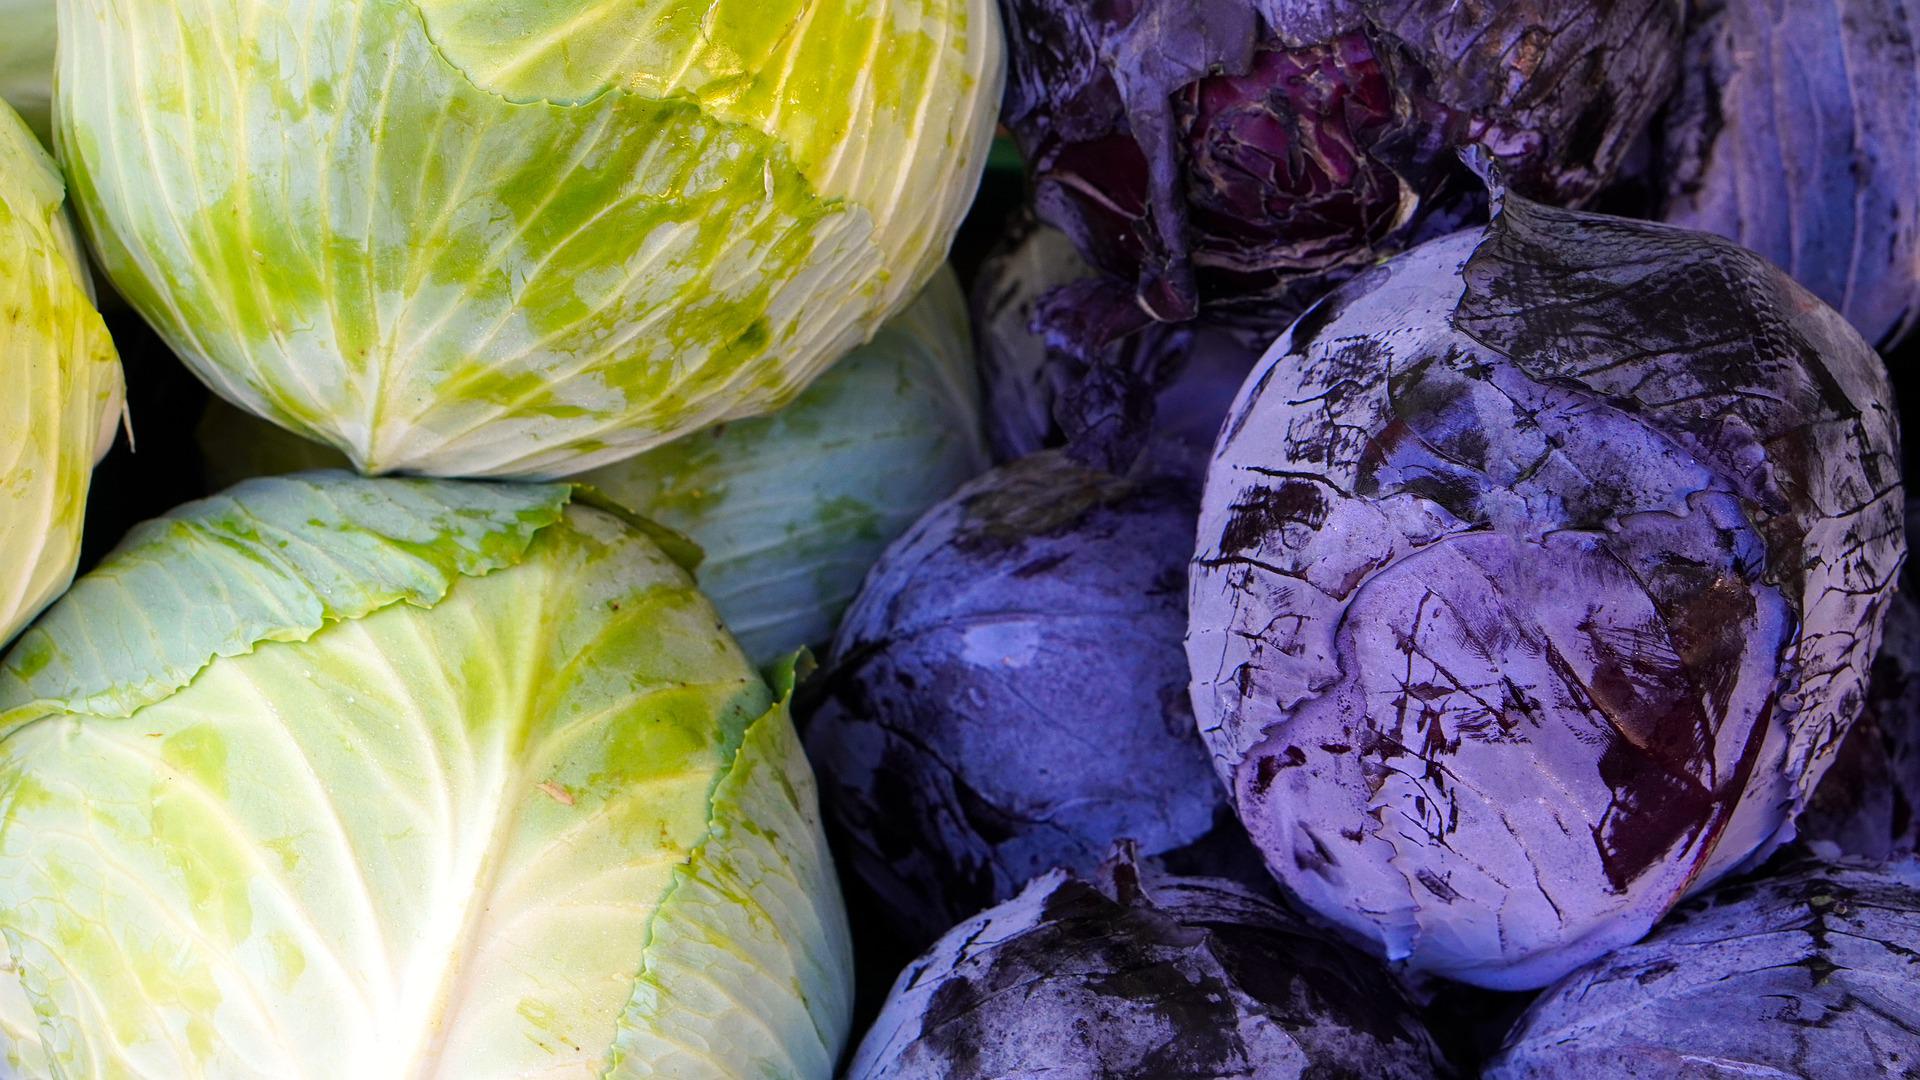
1187,192 -> 1906,990
807,451 -> 1245,947
1486,858 -> 1920,1078
1654,0 -> 1920,351
973,217 -> 1270,472
1800,500 -> 1920,861
999,0 -> 1683,461
847,846 -> 1455,1079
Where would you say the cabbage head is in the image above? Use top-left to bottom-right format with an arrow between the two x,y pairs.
56,0 -> 1004,478
0,474 -> 853,1077
0,101 -> 122,649
0,0 -> 53,143
808,451 -> 1244,948
1486,858 -> 1920,1079
1000,0 -> 1681,323
1189,193 -> 1905,990
199,268 -> 990,666
848,846 -> 1453,1079
578,266 -> 989,664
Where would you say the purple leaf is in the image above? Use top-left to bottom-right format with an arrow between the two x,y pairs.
1656,0 -> 1920,350
1800,500 -> 1920,860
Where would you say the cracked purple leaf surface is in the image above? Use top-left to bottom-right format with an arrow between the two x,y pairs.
1801,499 -> 1920,861
997,0 -> 1681,463
1485,858 -> 1920,1078
847,847 -> 1454,1079
807,451 -> 1245,946
1657,0 -> 1920,351
1187,194 -> 1905,990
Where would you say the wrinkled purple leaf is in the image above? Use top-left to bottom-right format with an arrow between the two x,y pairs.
848,846 -> 1455,1079
972,217 -> 1274,473
1657,0 -> 1920,350
974,218 -> 1104,460
1374,0 -> 1681,206
1188,194 -> 1904,989
808,452 -> 1251,947
1034,275 -> 1183,470
999,0 -> 1682,465
1485,858 -> 1920,1078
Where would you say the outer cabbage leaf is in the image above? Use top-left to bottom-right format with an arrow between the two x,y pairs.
1486,858 -> 1920,1078
847,847 -> 1453,1079
0,0 -> 53,143
198,269 -> 991,667
808,451 -> 1250,948
974,220 -> 1091,460
56,0 -> 1003,478
0,101 -> 123,649
0,474 -> 852,1077
1657,0 -> 1920,351
1188,196 -> 1905,989
1800,499 -> 1920,860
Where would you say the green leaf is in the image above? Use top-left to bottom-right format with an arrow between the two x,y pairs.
0,98 -> 123,649
0,472 -> 572,725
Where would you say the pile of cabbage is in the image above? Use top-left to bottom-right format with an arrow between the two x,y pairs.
5,0 -> 1920,1075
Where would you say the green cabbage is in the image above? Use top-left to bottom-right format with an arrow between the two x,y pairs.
57,0 -> 1003,479
0,0 -> 52,143
0,100 -> 122,649
201,269 -> 990,666
0,474 -> 853,1076
579,267 -> 988,663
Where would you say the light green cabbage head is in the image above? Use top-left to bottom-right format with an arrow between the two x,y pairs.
56,0 -> 1004,479
578,265 -> 989,663
0,100 -> 122,649
201,268 -> 990,666
0,474 -> 854,1077
0,0 -> 53,144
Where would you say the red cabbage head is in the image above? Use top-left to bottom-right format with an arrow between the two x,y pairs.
1000,0 -> 1683,321
809,452 -> 1251,947
1486,858 -> 1920,1078
1188,193 -> 1906,989
848,847 -> 1455,1079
